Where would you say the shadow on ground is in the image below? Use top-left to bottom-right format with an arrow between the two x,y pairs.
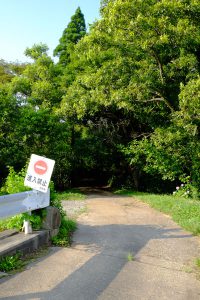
0,223 -> 194,300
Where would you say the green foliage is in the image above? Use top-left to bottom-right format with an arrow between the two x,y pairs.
54,7 -> 86,66
0,59 -> 26,86
0,252 -> 23,272
51,217 -> 77,247
24,43 -> 49,60
0,60 -> 14,84
61,0 -> 200,116
0,213 -> 42,232
56,0 -> 200,192
127,253 -> 134,262
122,121 -> 200,194
0,166 -> 30,194
0,215 -> 24,232
173,176 -> 199,199
54,190 -> 85,201
0,90 -> 23,180
11,47 -> 62,108
1,1 -> 200,195
50,184 -> 78,246
50,193 -> 66,219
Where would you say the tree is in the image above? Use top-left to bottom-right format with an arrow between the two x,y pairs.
61,0 -> 200,114
24,43 -> 49,61
54,7 -> 86,66
0,90 -> 23,181
0,59 -> 26,85
59,0 -> 200,191
123,76 -> 200,192
0,44 -> 73,189
10,43 -> 62,108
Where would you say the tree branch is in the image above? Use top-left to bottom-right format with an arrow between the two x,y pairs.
135,96 -> 175,112
151,49 -> 164,85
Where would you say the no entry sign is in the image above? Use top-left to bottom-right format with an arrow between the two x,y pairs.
34,160 -> 48,175
24,154 -> 55,193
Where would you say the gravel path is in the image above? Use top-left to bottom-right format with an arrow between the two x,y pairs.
61,200 -> 87,218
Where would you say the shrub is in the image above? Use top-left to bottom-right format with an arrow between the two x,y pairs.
0,252 -> 23,272
173,176 -> 199,199
51,218 -> 77,247
0,166 -> 30,194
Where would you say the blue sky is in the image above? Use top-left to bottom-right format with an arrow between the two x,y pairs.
0,0 -> 100,63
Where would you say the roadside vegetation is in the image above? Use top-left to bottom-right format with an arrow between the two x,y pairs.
54,190 -> 86,202
0,248 -> 48,274
0,252 -> 23,273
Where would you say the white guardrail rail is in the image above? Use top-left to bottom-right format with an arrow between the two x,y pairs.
0,189 -> 50,219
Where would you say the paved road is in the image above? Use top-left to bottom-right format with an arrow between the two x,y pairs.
1,193 -> 200,299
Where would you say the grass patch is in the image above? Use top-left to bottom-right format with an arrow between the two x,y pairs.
54,189 -> 86,201
0,252 -> 23,272
51,217 -> 77,247
116,190 -> 200,235
0,247 -> 49,274
0,215 -> 23,232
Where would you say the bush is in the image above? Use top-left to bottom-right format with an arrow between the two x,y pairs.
0,166 -> 30,194
51,218 -> 77,247
0,252 -> 23,272
172,176 -> 199,199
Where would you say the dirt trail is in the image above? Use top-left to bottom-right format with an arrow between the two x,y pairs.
0,192 -> 200,300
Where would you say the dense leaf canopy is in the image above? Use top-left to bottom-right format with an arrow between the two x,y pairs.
0,1 -> 200,193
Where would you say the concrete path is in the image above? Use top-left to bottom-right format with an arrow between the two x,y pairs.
0,193 -> 200,299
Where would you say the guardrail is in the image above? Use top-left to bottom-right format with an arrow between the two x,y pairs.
0,189 -> 50,219
0,189 -> 50,234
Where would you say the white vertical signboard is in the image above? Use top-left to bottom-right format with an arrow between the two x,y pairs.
24,154 -> 55,193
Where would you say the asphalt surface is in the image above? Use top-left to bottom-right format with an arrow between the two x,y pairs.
0,193 -> 200,299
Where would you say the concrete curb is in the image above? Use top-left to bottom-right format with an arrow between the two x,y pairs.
0,230 -> 50,258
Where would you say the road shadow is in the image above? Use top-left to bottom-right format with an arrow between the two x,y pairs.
76,186 -> 115,197
0,223 -> 195,300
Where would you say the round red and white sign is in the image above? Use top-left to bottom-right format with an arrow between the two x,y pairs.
34,160 -> 48,175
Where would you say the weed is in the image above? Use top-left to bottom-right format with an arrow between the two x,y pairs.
0,247 -> 49,274
127,253 -> 134,261
195,258 -> 200,268
0,252 -> 23,272
51,218 -> 77,247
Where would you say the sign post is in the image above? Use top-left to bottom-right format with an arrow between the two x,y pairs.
24,154 -> 55,193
